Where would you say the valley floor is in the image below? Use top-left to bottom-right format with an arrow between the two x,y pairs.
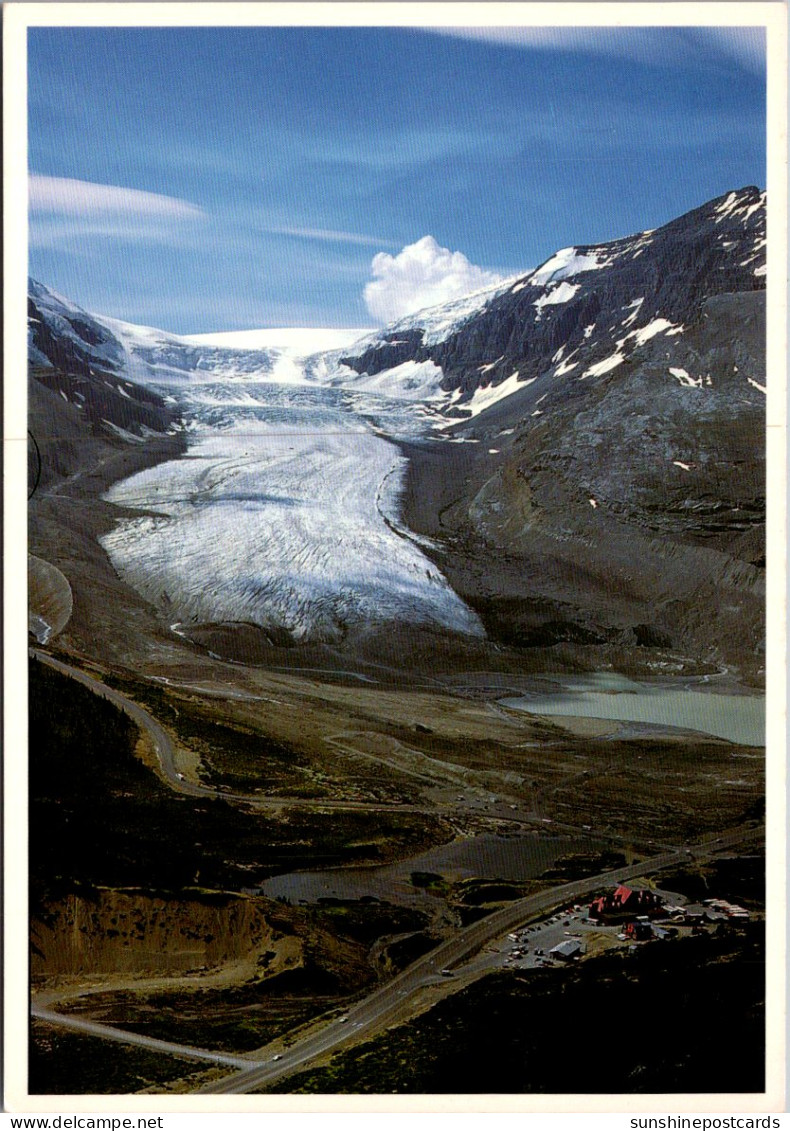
28,644 -> 765,1097
26,354 -> 767,1099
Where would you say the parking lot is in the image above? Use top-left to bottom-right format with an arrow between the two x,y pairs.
461,889 -> 691,978
458,904 -> 596,977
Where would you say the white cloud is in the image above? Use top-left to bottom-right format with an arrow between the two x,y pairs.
364,236 -> 502,323
28,217 -> 203,251
701,27 -> 765,73
270,225 -> 398,249
427,26 -> 765,73
29,174 -> 204,219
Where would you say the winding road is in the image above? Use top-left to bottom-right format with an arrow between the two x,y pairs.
30,650 -> 432,815
29,648 -> 763,1093
29,650 -> 682,848
30,829 -> 762,1092
196,825 -> 762,1094
30,1007 -> 257,1071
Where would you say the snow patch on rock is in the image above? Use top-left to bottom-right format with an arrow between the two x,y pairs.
533,282 -> 580,311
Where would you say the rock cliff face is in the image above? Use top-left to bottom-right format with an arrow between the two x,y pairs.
342,187 -> 765,397
31,890 -> 301,978
341,189 -> 766,677
28,188 -> 767,678
28,282 -> 181,464
29,280 -> 127,379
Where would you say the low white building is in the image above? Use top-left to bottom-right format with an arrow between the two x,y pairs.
549,938 -> 584,961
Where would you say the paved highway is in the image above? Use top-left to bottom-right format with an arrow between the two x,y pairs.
29,649 -> 762,1092
30,797 -> 760,1092
31,1006 -> 259,1069
30,650 -> 683,850
197,825 -> 762,1094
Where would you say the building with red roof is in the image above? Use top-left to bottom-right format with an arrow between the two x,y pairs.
589,884 -> 663,922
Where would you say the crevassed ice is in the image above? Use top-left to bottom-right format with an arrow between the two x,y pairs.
100,377 -> 484,643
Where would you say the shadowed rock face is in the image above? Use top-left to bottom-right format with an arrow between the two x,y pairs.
348,189 -> 766,678
342,187 -> 765,396
28,281 -> 127,380
27,188 -> 767,678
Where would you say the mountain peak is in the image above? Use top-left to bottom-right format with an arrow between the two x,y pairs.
340,186 -> 766,407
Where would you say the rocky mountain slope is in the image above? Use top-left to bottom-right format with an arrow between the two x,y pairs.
341,187 -> 765,397
28,187 -> 766,678
340,188 -> 766,677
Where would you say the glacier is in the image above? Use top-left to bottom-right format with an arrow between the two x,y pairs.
95,321 -> 484,644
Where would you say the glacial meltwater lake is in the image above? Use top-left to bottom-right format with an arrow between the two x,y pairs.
500,673 -> 764,746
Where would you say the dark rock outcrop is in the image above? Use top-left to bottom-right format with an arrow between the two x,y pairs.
342,187 -> 765,398
27,188 -> 767,678
375,189 -> 767,678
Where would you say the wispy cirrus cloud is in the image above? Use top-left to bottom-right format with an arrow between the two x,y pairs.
701,27 -> 766,73
28,218 -> 208,251
426,26 -> 765,74
29,174 -> 207,250
269,225 -> 398,250
29,174 -> 205,219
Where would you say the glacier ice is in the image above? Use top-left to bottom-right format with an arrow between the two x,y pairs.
100,358 -> 484,644
30,281 -> 485,644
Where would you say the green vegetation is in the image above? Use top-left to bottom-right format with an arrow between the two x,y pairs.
392,724 -> 764,842
536,850 -> 628,883
110,679 -> 314,794
56,898 -> 428,1053
408,854 -> 630,918
177,712 -> 310,794
59,966 -> 354,1054
379,930 -> 441,973
453,880 -> 522,906
30,660 -> 444,1089
310,899 -> 426,944
101,670 -> 419,803
651,854 -> 765,909
410,871 -> 449,895
264,925 -> 765,1094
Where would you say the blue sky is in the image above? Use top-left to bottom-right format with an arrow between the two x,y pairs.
28,25 -> 766,332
